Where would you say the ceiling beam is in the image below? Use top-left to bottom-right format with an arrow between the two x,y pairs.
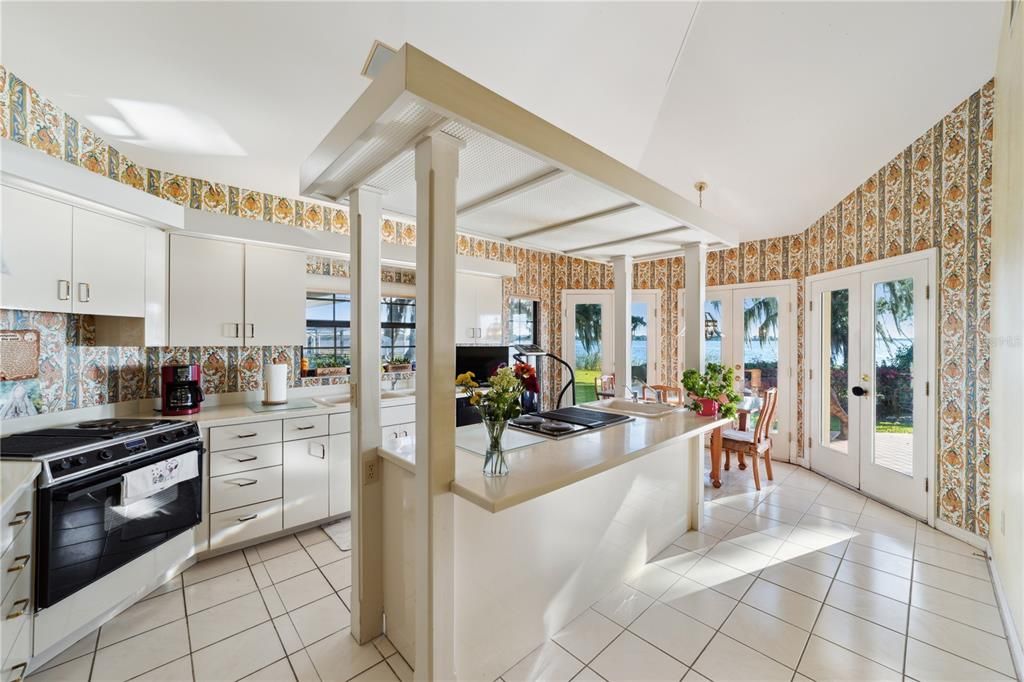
508,203 -> 638,241
564,225 -> 691,255
456,168 -> 564,217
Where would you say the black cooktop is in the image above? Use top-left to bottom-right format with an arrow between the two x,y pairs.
1,419 -> 183,458
537,407 -> 632,428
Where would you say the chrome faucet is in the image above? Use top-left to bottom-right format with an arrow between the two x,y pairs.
638,380 -> 662,404
624,385 -> 641,403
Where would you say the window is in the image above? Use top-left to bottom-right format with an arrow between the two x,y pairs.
381,297 -> 417,364
304,293 -> 417,366
305,293 -> 350,366
510,298 -> 540,346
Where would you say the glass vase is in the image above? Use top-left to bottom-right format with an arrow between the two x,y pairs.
481,416 -> 510,477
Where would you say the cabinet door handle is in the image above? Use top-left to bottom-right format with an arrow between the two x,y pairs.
11,662 -> 27,681
237,514 -> 258,522
296,424 -> 316,431
228,478 -> 258,487
236,432 -> 259,439
57,279 -> 71,301
246,323 -> 255,339
77,282 -> 91,302
6,555 -> 30,573
232,454 -> 258,463
6,599 -> 29,619
8,511 -> 30,527
308,442 -> 326,459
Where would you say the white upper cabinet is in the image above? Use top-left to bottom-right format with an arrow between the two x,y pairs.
168,235 -> 245,346
72,208 -> 146,317
168,234 -> 306,346
456,272 -> 504,344
244,244 -> 306,346
1,185 -> 74,313
1,185 -> 151,318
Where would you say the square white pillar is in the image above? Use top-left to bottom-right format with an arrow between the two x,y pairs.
612,255 -> 633,398
683,243 -> 707,373
413,132 -> 460,681
348,186 -> 384,643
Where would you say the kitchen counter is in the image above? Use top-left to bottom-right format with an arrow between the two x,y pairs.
1,460 -> 40,517
379,409 -> 731,512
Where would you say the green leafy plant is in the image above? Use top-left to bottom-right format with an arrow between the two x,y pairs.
383,354 -> 411,366
681,363 -> 742,419
456,367 -> 524,422
314,354 -> 350,368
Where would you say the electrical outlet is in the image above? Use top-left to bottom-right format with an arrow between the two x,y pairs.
364,457 -> 380,484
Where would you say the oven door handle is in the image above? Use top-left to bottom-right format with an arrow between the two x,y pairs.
55,477 -> 123,502
50,446 -> 202,500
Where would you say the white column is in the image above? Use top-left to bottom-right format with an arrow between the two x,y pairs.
348,187 -> 384,644
683,243 -> 707,373
413,132 -> 460,681
612,255 -> 633,398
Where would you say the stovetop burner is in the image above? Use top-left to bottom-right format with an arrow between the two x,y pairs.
75,418 -> 167,432
508,407 -> 634,440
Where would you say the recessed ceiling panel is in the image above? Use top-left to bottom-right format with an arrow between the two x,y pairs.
521,206 -> 683,252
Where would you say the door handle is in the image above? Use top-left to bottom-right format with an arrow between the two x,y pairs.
228,478 -> 258,487
8,511 -> 30,527
77,282 -> 91,302
11,662 -> 27,681
6,555 -> 29,573
232,454 -> 258,463
246,323 -> 255,339
308,443 -> 326,459
851,386 -> 869,397
57,279 -> 71,301
235,432 -> 259,439
296,424 -> 316,431
237,514 -> 258,522
6,599 -> 29,619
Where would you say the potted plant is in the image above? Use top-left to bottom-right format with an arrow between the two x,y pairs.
315,354 -> 350,376
681,363 -> 741,419
456,367 -> 524,477
383,354 -> 413,373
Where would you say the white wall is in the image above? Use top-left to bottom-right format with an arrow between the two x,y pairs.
989,0 -> 1024,660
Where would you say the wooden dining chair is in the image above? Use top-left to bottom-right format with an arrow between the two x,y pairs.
595,375 -> 616,398
641,384 -> 684,406
722,387 -> 778,490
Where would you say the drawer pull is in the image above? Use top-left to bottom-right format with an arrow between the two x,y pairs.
8,511 -> 30,527
237,514 -> 258,522
11,662 -> 27,681
6,555 -> 30,573
6,599 -> 29,619
295,424 -> 317,431
232,454 -> 259,463
236,432 -> 259,439
228,478 -> 258,487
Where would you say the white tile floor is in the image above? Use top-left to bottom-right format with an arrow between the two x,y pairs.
28,519 -> 411,682
28,460 -> 1018,682
500,459 -> 1018,682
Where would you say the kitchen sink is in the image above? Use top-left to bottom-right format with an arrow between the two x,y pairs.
311,394 -> 351,407
583,398 -> 687,419
381,388 -> 415,399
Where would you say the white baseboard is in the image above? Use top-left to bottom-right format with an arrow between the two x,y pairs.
986,540 -> 1024,682
934,519 -> 988,550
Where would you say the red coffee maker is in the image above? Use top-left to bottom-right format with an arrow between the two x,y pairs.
161,364 -> 205,416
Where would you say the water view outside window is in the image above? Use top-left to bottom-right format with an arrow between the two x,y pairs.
872,279 -> 914,476
631,301 -> 650,386
704,299 -> 723,366
741,296 -> 780,430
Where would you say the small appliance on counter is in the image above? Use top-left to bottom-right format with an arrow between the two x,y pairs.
161,364 -> 204,416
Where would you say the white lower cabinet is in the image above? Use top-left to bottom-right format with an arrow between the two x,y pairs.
328,434 -> 351,516
283,437 -> 329,528
381,422 -> 416,442
210,499 -> 283,551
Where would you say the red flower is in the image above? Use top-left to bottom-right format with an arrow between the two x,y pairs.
514,362 -> 540,394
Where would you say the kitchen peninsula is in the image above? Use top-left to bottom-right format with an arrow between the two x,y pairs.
377,408 -> 730,680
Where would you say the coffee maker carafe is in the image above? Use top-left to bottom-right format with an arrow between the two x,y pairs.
161,364 -> 205,416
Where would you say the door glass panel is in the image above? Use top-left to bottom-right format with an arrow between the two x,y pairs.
822,289 -> 850,452
573,303 -> 602,403
631,301 -> 650,387
742,296 -> 779,430
873,279 -> 914,475
704,299 -> 723,365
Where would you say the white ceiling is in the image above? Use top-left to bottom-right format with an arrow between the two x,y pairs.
0,1 -> 1002,243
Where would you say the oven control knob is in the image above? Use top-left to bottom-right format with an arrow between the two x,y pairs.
98,450 -> 113,461
159,434 -> 172,444
59,459 -> 71,470
76,456 -> 87,465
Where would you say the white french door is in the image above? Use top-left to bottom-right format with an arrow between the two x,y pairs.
562,290 -> 660,404
807,251 -> 936,520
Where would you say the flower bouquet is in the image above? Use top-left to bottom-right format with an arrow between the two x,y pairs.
681,363 -> 741,419
456,366 -> 524,476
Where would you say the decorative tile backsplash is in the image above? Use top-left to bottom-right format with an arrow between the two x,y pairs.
0,65 -> 995,536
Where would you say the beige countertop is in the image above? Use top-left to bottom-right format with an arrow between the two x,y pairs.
1,460 -> 41,517
379,410 -> 731,513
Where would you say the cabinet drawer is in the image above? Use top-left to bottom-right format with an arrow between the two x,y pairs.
283,415 -> 328,441
381,422 -> 415,442
381,404 -> 416,426
210,443 -> 282,477
210,466 -> 282,513
0,617 -> 30,682
1,488 -> 32,557
329,412 -> 351,435
210,420 -> 281,451
209,498 -> 282,551
0,524 -> 32,603
0,566 -> 30,664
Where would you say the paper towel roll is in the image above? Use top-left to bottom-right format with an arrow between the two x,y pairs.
263,363 -> 289,405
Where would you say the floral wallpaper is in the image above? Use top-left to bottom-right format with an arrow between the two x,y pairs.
0,65 -> 994,535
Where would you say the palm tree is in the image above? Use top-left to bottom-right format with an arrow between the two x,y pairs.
575,303 -> 602,355
743,297 -> 779,347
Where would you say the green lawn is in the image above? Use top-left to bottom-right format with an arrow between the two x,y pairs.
829,415 -> 912,434
574,369 -> 599,403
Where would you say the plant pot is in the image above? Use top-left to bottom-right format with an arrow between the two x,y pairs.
318,367 -> 349,376
481,416 -> 510,477
385,364 -> 412,373
696,398 -> 720,417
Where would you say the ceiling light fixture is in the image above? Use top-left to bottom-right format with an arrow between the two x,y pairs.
694,181 -> 708,208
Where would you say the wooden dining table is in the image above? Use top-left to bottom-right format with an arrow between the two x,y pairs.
708,395 -> 762,488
